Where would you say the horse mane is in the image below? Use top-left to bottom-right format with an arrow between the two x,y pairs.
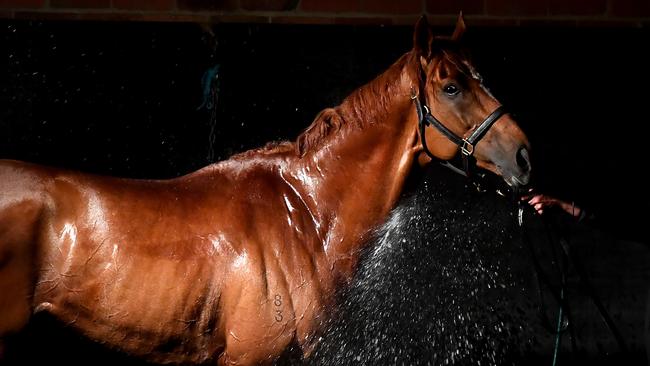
228,43 -> 472,160
295,51 -> 417,157
230,140 -> 295,160
295,107 -> 344,157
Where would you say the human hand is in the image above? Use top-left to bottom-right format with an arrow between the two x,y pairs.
521,191 -> 582,218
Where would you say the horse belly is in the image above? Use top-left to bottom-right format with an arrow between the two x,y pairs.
35,241 -> 226,364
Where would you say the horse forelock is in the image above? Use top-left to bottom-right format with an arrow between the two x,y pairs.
437,48 -> 496,100
434,47 -> 474,80
295,52 -> 417,157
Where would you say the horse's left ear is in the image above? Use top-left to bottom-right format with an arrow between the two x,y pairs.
451,12 -> 466,41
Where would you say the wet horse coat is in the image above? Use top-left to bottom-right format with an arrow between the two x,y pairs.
0,17 -> 531,365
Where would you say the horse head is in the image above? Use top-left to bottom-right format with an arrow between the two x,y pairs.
412,15 -> 531,188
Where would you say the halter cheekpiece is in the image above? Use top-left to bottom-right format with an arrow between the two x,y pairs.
412,89 -> 507,177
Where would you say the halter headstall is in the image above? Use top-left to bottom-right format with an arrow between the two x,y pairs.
412,88 -> 507,177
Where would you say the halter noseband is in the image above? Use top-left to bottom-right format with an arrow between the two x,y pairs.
412,90 -> 507,177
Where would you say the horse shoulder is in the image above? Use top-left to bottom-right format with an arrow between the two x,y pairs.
196,157 -> 327,361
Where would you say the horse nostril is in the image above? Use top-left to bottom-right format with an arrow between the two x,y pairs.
516,146 -> 530,173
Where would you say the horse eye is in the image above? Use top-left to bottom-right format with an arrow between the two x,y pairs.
443,84 -> 460,96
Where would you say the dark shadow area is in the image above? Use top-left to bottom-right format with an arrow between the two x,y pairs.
303,165 -> 648,365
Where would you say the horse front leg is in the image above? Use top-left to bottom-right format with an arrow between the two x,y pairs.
216,259 -> 297,365
0,222 -> 37,362
0,215 -> 38,329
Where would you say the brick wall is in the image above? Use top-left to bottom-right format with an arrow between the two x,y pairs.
1,0 -> 649,26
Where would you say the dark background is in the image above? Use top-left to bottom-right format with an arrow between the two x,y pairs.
1,20 -> 649,364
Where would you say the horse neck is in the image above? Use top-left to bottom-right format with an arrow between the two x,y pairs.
287,52 -> 421,281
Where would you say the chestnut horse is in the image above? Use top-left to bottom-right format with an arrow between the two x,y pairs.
0,16 -> 530,365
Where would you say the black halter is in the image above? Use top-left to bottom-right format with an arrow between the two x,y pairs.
413,91 -> 507,177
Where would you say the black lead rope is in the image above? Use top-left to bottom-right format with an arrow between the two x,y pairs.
517,203 -> 628,364
556,234 -> 629,354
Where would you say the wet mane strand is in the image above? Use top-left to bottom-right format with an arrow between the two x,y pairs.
231,40 -> 473,160
294,39 -> 479,157
295,51 -> 418,157
429,38 -> 477,82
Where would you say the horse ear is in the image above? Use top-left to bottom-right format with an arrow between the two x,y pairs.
451,12 -> 466,41
413,15 -> 432,58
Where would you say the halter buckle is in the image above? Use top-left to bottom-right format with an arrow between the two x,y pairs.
410,87 -> 418,100
461,139 -> 474,156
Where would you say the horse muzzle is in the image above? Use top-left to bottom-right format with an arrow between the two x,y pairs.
500,145 -> 531,188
